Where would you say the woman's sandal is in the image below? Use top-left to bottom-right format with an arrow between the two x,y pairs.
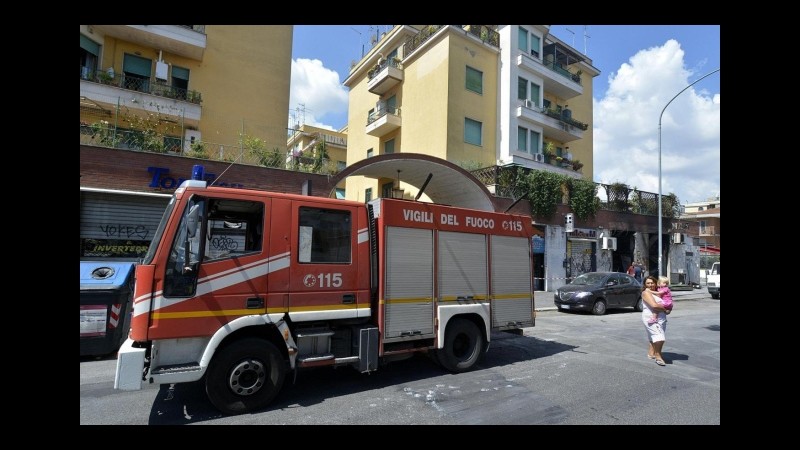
647,355 -> 656,360
655,358 -> 666,366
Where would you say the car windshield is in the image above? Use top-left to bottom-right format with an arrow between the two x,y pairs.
570,273 -> 607,286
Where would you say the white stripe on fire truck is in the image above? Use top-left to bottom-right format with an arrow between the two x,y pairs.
357,228 -> 368,244
132,252 -> 291,318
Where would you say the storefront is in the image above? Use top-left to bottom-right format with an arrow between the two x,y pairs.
80,188 -> 171,260
566,227 -> 598,279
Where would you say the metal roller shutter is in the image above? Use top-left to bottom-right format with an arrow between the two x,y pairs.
438,231 -> 487,300
568,239 -> 596,279
491,235 -> 533,328
80,192 -> 169,259
384,226 -> 434,340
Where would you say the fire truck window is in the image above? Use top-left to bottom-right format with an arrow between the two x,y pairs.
204,199 -> 264,262
165,197 -> 206,297
298,207 -> 351,264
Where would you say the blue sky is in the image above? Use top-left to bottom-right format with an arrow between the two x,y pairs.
290,25 -> 720,204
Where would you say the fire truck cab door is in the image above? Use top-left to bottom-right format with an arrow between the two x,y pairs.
288,202 -> 363,323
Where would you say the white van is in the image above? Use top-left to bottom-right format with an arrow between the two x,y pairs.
707,262 -> 720,299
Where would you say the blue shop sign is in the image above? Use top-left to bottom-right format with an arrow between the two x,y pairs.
532,235 -> 545,254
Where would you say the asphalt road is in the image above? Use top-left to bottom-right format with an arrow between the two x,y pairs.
80,295 -> 719,425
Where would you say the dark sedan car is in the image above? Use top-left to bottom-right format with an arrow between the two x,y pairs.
554,272 -> 643,315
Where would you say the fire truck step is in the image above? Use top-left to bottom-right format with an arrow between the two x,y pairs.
296,353 -> 335,364
150,363 -> 201,374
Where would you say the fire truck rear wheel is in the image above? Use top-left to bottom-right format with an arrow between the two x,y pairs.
205,338 -> 286,415
436,318 -> 484,373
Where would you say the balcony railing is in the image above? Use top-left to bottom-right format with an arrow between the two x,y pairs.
540,106 -> 589,131
699,226 -> 716,235
403,25 -> 500,56
80,68 -> 203,105
541,59 -> 582,85
368,57 -> 402,80
367,106 -> 401,125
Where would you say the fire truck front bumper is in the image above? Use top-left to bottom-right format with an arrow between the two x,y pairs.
114,338 -> 146,391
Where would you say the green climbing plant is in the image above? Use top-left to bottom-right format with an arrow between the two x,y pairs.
521,169 -> 566,218
569,178 -> 600,220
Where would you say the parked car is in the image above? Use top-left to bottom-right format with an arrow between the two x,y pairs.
554,272 -> 643,315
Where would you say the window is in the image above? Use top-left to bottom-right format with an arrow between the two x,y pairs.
464,118 -> 482,146
171,66 -> 190,100
204,199 -> 264,261
384,139 -> 395,154
518,77 -> 528,100
337,161 -> 346,171
298,207 -> 351,264
530,82 -> 540,106
466,66 -> 483,94
518,128 -> 539,154
335,188 -> 346,199
530,34 -> 540,58
164,197 -> 265,296
386,95 -> 397,114
365,188 -> 373,202
518,26 -> 529,53
80,34 -> 99,79
367,148 -> 374,158
518,127 -> 528,152
530,131 -> 540,154
122,53 -> 152,92
382,181 -> 394,198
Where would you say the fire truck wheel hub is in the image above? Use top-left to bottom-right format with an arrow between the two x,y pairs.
228,359 -> 266,396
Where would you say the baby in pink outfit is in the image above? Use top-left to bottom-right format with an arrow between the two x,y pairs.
647,276 -> 673,325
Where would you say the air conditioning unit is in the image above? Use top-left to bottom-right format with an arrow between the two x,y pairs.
533,153 -> 544,163
673,232 -> 684,244
524,99 -> 534,109
601,237 -> 617,251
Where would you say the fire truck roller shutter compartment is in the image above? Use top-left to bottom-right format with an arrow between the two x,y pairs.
384,226 -> 434,340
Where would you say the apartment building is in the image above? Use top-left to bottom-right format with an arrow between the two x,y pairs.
342,25 -> 598,203
286,124 -> 349,183
79,25 -> 293,260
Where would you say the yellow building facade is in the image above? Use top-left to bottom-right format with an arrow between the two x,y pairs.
343,25 -> 598,202
80,25 -> 292,162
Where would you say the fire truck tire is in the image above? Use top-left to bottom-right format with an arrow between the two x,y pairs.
436,318 -> 484,373
205,338 -> 287,415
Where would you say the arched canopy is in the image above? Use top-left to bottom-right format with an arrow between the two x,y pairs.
328,153 -> 497,211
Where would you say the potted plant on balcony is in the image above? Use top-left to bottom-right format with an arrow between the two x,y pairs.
542,142 -> 554,164
572,159 -> 584,172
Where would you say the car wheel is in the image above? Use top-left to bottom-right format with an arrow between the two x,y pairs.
205,338 -> 287,415
435,318 -> 484,373
711,293 -> 719,299
634,297 -> 643,312
591,299 -> 607,316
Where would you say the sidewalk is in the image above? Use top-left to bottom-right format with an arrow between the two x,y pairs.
533,287 -> 710,312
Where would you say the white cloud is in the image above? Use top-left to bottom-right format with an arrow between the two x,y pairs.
289,58 -> 349,131
593,39 -> 720,205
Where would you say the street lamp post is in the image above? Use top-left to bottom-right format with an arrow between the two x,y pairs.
658,68 -> 720,277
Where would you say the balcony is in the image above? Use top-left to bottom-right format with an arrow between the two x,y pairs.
699,226 -> 716,236
516,103 -> 585,143
91,25 -> 206,60
366,107 -> 401,136
80,69 -> 202,126
517,54 -> 582,100
367,58 -> 404,95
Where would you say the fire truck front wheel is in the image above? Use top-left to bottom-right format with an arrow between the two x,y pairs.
205,338 -> 287,415
436,318 -> 485,373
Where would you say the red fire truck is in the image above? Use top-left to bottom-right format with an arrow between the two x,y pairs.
115,166 -> 535,414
